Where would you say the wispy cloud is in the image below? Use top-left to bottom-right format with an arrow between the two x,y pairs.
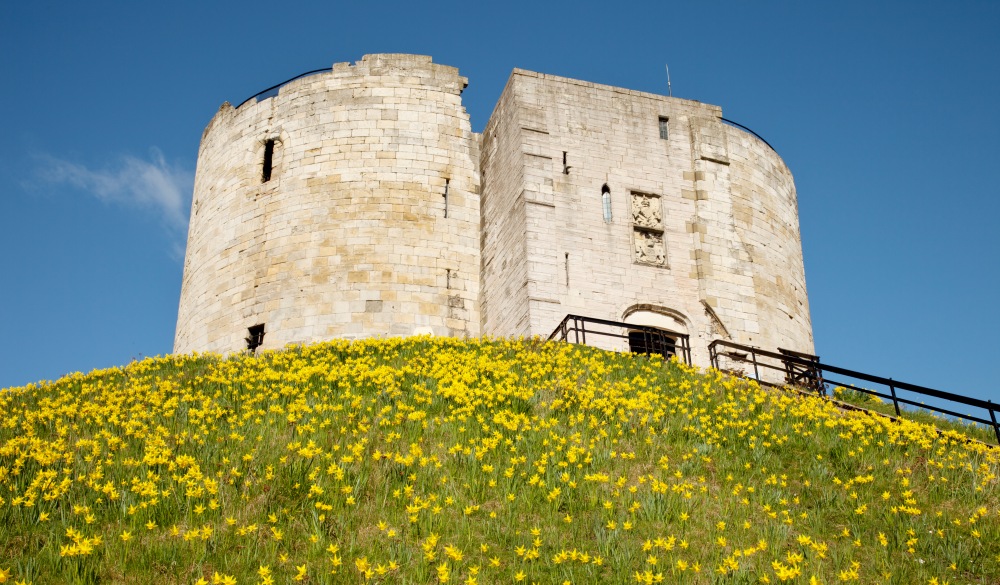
32,149 -> 194,250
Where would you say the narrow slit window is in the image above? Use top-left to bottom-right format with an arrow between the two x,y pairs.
246,324 -> 265,352
658,117 -> 669,140
562,151 -> 571,175
601,184 -> 612,223
262,139 -> 275,183
443,178 -> 450,218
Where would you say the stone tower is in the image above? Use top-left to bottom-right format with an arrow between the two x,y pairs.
174,54 -> 480,354
175,54 -> 813,368
479,69 -> 813,365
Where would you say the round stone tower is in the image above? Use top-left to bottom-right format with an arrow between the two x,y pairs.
174,54 -> 480,354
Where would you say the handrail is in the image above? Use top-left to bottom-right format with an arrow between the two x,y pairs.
708,339 -> 1000,445
548,314 -> 692,366
235,68 -> 334,109
720,117 -> 776,153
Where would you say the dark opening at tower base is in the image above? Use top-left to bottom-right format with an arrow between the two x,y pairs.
628,329 -> 676,359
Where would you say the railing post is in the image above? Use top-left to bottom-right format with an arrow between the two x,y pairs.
814,361 -> 826,397
989,400 -> 1000,446
579,317 -> 586,346
573,317 -> 580,345
888,380 -> 901,417
710,343 -> 717,369
751,349 -> 760,381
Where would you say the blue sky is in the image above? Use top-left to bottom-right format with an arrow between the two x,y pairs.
2,1 -> 998,412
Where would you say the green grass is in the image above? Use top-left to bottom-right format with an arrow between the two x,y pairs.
830,386 -> 1000,446
0,337 -> 998,584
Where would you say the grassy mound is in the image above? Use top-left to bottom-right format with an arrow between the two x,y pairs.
1,337 -> 998,584
829,386 -> 1000,446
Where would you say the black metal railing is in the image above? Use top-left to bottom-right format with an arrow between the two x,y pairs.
720,117 -> 777,153
548,314 -> 691,365
236,68 -> 334,109
709,339 -> 1000,445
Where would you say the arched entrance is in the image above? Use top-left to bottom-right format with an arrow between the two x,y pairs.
627,329 -> 677,357
622,305 -> 692,364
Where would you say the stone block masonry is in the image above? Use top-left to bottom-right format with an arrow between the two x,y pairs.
479,70 -> 812,366
175,54 -> 813,370
174,55 -> 480,354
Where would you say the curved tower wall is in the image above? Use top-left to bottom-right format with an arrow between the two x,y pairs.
176,56 -> 813,368
479,70 -> 813,367
725,126 -> 812,355
175,54 -> 480,355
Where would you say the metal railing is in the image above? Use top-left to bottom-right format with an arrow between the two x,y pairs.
548,314 -> 691,365
236,68 -> 334,109
709,339 -> 1000,445
720,118 -> 777,153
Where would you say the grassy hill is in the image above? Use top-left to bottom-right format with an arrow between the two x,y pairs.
1,337 -> 997,584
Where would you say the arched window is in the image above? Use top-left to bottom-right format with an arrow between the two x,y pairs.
601,184 -> 612,223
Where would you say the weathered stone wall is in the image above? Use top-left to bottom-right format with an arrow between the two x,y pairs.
174,54 -> 480,355
176,56 -> 812,371
726,127 -> 813,356
479,70 -> 813,368
479,76 -> 530,338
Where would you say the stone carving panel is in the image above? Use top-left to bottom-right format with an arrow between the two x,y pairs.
634,230 -> 665,266
631,193 -> 662,229
631,192 -> 665,266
